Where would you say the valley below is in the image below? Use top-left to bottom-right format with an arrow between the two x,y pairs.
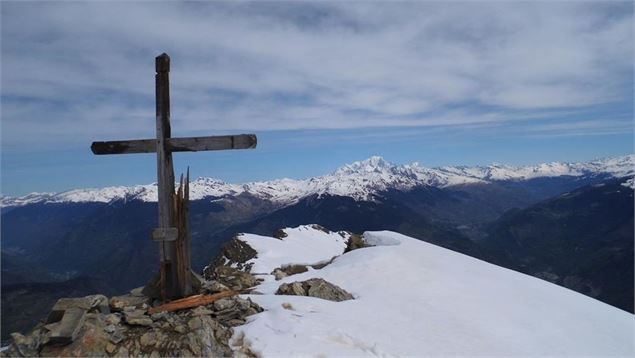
2,155 -> 634,343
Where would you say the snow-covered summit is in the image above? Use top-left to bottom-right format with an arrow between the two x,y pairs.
230,226 -> 633,356
333,155 -> 393,175
2,154 -> 633,207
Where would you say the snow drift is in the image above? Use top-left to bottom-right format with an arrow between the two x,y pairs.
231,226 -> 633,356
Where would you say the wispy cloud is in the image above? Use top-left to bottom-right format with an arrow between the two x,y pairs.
1,1 -> 633,150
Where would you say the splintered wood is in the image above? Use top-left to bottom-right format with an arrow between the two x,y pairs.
90,53 -> 257,299
148,291 -> 239,314
174,169 -> 193,297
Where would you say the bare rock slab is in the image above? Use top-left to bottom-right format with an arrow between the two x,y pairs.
46,295 -> 109,323
276,278 -> 354,302
47,308 -> 87,345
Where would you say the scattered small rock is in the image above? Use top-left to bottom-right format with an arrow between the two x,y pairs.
124,309 -> 153,327
214,298 -> 236,311
190,306 -> 214,316
226,319 -> 246,327
188,317 -> 203,331
272,264 -> 309,281
204,265 -> 261,290
273,229 -> 288,239
109,294 -> 149,312
311,224 -> 331,233
105,342 -> 117,354
139,332 -> 156,347
345,233 -> 369,252
202,280 -> 230,294
174,325 -> 187,334
104,313 -> 121,326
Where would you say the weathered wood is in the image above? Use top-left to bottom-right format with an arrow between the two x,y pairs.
174,171 -> 193,296
152,227 -> 178,242
147,290 -> 239,314
90,134 -> 257,155
156,53 -> 179,299
90,53 -> 258,302
169,134 -> 257,152
91,139 -> 155,155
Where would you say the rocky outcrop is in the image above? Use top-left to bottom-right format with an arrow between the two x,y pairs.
202,266 -> 261,292
276,278 -> 354,302
2,286 -> 263,357
206,236 -> 258,272
344,233 -> 369,252
272,265 -> 309,280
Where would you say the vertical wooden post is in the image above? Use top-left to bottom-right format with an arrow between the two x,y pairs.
155,53 -> 179,298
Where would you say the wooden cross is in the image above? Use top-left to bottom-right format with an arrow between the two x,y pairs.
90,53 -> 257,299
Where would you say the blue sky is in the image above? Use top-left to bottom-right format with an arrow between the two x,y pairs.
1,1 -> 633,196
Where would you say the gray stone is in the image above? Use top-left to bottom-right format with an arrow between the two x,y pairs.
191,306 -> 214,316
345,233 -> 368,252
202,280 -> 230,293
186,333 -> 202,356
205,266 -> 260,290
150,311 -> 169,321
130,286 -> 145,297
106,342 -> 117,354
126,317 -> 153,326
214,308 -> 241,322
104,324 -> 116,333
249,298 -> 264,312
213,298 -> 236,311
188,317 -> 202,331
48,307 -> 87,345
109,330 -> 125,344
139,332 -> 156,347
235,297 -> 251,310
110,294 -> 149,312
226,319 -> 246,327
276,278 -> 354,302
46,295 -> 108,323
9,332 -> 41,357
104,313 -> 122,325
124,309 -> 153,326
115,346 -> 129,357
174,325 -> 187,334
273,268 -> 288,280
306,279 -> 354,302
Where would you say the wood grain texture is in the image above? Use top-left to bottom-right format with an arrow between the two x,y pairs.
155,52 -> 179,299
90,134 -> 257,155
147,291 -> 239,314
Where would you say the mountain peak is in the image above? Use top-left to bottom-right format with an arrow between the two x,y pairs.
334,156 -> 394,175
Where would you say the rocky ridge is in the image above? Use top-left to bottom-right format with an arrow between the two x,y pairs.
2,226 -> 365,357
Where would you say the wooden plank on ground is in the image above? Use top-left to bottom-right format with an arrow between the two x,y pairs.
147,290 -> 239,314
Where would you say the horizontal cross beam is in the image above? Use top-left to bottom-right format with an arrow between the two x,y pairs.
91,134 -> 257,155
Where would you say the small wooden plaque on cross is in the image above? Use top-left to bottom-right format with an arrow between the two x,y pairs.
91,53 -> 257,299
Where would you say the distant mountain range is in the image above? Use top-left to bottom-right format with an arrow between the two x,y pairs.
2,155 -> 633,207
2,155 -> 633,342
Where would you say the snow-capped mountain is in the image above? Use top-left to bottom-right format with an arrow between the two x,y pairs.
2,155 -> 633,207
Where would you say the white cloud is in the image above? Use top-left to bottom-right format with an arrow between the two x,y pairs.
1,1 -> 632,148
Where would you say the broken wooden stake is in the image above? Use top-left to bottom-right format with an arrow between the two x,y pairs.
147,290 -> 240,315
